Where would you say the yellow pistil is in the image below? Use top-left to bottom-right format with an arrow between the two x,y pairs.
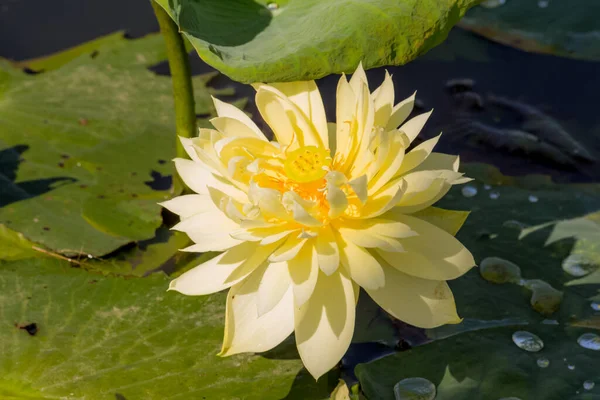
284,146 -> 330,183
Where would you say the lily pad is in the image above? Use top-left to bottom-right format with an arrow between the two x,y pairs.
0,33 -> 238,256
354,163 -> 600,398
459,0 -> 600,61
0,257 -> 333,399
153,0 -> 481,83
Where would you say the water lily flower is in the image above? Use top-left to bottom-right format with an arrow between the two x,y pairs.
161,64 -> 475,379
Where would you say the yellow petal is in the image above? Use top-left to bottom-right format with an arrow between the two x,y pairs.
267,81 -> 329,148
393,170 -> 464,214
399,110 -> 432,144
372,71 -> 394,127
411,207 -> 470,236
295,270 -> 356,380
338,236 -> 385,290
378,214 -> 475,280
368,133 -> 406,193
212,96 -> 265,139
396,134 -> 441,176
159,194 -> 214,219
257,261 -> 292,317
315,225 -> 340,275
255,85 -> 323,148
366,264 -> 461,328
337,219 -> 414,253
269,236 -> 307,262
220,264 -> 293,356
255,88 -> 296,146
210,116 -> 266,140
359,179 -> 407,219
385,91 -> 416,131
412,152 -> 459,173
349,62 -> 368,94
334,75 -> 356,163
349,175 -> 368,204
288,244 -> 319,307
168,241 -> 280,295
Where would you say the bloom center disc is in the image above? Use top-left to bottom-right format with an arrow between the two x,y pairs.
284,145 -> 330,183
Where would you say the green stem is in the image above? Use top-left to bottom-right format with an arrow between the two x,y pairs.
151,1 -> 196,159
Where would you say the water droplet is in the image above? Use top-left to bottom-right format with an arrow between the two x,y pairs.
76,162 -> 81,167
266,2 -> 279,10
584,380 -> 595,390
537,357 -> 550,368
480,257 -> 522,284
461,185 -> 478,198
591,302 -> 600,311
578,333 -> 600,351
512,331 -> 544,352
481,0 -> 506,8
393,377 -> 436,400
538,0 -> 549,8
489,191 -> 500,200
523,279 -> 563,316
87,254 -> 93,259
528,195 -> 539,203
484,184 -> 492,190
542,319 -> 559,325
567,364 -> 576,370
502,220 -> 528,230
562,254 -> 599,277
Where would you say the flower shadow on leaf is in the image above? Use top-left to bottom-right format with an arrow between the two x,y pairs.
0,145 -> 76,207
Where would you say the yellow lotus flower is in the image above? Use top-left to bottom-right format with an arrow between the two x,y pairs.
161,64 -> 475,379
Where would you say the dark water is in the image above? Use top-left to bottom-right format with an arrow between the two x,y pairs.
1,0 -> 599,185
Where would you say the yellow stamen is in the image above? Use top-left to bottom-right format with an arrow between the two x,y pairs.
284,146 -> 330,183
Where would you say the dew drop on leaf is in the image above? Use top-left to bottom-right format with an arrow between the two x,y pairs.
489,191 -> 500,200
562,254 -> 599,277
480,257 -> 522,284
461,185 -> 478,198
528,195 -> 539,203
577,333 -> 600,351
591,302 -> 600,311
584,380 -> 595,390
512,331 -> 544,352
393,377 -> 436,400
480,0 -> 506,8
537,357 -> 550,368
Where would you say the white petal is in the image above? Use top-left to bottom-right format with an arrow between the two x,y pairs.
295,270 -> 356,380
220,265 -> 294,356
366,265 -> 461,328
173,158 -> 211,194
172,210 -> 241,251
159,194 -> 214,219
168,241 -> 280,295
212,96 -> 265,139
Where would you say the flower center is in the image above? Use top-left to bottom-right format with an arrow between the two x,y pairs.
284,146 -> 330,183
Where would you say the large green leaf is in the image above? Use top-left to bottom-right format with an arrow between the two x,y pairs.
0,33 -> 235,257
153,0 -> 480,83
355,164 -> 600,399
0,257 -> 333,399
459,0 -> 600,61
